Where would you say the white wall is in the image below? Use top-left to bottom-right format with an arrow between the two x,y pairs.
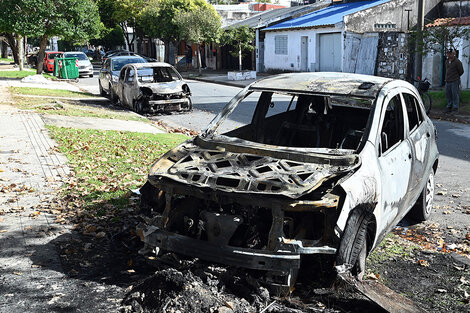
263,27 -> 341,72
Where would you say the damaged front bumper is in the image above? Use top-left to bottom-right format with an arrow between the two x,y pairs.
147,98 -> 191,113
138,225 -> 336,273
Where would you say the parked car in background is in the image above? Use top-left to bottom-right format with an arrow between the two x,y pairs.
63,51 -> 94,78
137,72 -> 439,294
98,55 -> 147,101
116,62 -> 191,113
43,51 -> 63,73
101,50 -> 138,65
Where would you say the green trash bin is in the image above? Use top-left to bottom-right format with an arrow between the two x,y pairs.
55,57 -> 79,79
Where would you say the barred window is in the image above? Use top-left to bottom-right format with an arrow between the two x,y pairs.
275,35 -> 288,55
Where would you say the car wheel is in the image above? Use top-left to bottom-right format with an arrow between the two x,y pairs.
410,171 -> 435,222
98,81 -> 106,97
109,85 -> 117,103
134,99 -> 144,114
336,209 -> 371,280
188,97 -> 193,111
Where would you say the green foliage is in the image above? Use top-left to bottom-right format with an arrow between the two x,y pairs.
113,0 -> 146,27
0,0 -> 101,42
90,26 -> 125,50
413,19 -> 470,55
174,6 -> 222,44
140,0 -> 212,42
220,25 -> 255,59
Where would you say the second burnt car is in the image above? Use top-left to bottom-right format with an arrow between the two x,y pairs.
137,72 -> 438,293
116,62 -> 192,114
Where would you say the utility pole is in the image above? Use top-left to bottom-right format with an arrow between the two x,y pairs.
415,0 -> 425,79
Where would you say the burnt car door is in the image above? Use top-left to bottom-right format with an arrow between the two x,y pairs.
401,91 -> 429,195
376,91 -> 413,235
99,59 -> 111,92
122,67 -> 137,108
116,67 -> 127,105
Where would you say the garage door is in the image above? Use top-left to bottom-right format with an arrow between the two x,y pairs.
319,33 -> 341,72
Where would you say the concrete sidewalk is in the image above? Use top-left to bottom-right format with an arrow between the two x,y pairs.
0,104 -> 124,312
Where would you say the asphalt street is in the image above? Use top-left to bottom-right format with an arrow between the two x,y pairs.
74,71 -> 470,234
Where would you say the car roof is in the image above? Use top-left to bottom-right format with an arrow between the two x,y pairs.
123,62 -> 174,69
250,72 -> 394,99
110,56 -> 146,61
64,51 -> 86,55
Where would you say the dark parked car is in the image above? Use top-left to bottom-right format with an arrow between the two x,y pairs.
137,72 -> 439,294
98,55 -> 146,101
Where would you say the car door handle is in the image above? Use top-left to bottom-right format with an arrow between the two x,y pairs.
408,153 -> 412,159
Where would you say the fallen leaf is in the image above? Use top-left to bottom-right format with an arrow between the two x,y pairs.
418,259 -> 430,267
437,191 -> 447,196
436,288 -> 447,293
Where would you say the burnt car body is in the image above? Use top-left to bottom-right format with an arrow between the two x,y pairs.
116,62 -> 192,114
138,72 -> 438,291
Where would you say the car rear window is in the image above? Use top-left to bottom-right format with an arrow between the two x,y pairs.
48,53 -> 63,60
112,58 -> 146,71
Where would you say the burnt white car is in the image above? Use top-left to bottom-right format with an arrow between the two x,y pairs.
138,72 -> 438,292
116,62 -> 191,114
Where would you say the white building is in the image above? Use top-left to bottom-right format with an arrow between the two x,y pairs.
262,0 -> 440,77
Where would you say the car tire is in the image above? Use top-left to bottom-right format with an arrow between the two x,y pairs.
410,171 -> 435,222
109,84 -> 117,103
188,97 -> 193,111
336,209 -> 371,280
98,81 -> 106,97
134,99 -> 144,114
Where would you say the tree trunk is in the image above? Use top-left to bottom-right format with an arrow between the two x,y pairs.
5,34 -> 18,64
238,43 -> 242,72
164,41 -> 170,64
18,35 -> 24,71
36,34 -> 48,74
197,44 -> 202,75
1,39 -> 8,59
120,22 -> 131,51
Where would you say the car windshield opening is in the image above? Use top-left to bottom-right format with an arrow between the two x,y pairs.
137,67 -> 181,83
213,91 -> 373,151
65,53 -> 88,60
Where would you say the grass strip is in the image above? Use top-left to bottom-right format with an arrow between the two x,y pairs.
10,86 -> 95,98
10,95 -> 148,122
429,90 -> 470,114
48,126 -> 188,216
0,69 -> 55,79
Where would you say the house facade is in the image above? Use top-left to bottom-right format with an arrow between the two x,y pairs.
262,0 -> 440,79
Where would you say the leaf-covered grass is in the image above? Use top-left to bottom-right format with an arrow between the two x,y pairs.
0,69 -> 55,79
48,126 -> 188,213
429,90 -> 470,114
9,86 -> 95,98
10,95 -> 148,122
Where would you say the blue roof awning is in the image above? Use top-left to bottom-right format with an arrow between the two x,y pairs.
264,0 -> 390,31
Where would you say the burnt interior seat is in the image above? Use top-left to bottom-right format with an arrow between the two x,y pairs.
340,129 -> 364,150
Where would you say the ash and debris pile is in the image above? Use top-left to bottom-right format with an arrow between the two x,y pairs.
120,256 -> 339,313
